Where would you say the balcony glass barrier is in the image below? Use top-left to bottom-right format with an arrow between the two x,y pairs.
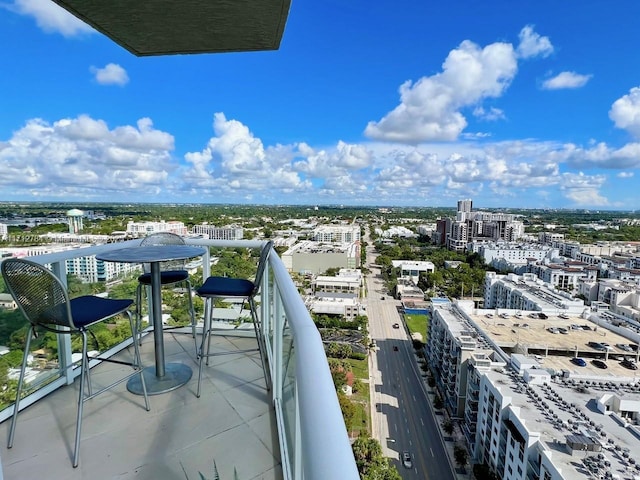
0,239 -> 359,480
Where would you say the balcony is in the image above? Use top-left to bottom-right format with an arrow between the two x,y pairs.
0,239 -> 358,479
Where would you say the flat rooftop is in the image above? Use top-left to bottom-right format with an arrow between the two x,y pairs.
472,312 -> 639,379
486,368 -> 640,480
0,328 -> 280,480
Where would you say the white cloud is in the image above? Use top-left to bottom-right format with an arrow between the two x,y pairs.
559,141 -> 640,169
7,0 -> 94,37
90,63 -> 129,86
473,106 -> 505,121
542,71 -> 592,90
0,112 -> 633,206
364,38 -> 518,143
182,113 -> 312,196
516,25 -> 554,59
0,115 -> 175,198
609,87 -> 640,138
559,172 -> 609,206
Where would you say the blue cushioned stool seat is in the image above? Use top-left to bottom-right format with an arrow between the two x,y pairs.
138,270 -> 189,285
197,277 -> 254,298
70,296 -> 134,328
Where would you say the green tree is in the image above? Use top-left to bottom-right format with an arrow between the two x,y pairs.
352,436 -> 402,480
454,444 -> 468,470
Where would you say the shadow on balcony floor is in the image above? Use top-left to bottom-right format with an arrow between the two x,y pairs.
0,329 -> 281,480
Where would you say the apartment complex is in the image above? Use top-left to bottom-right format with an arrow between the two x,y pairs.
427,302 -> 640,480
192,224 -> 244,240
433,199 -> 525,252
125,220 -> 188,237
484,272 -> 587,315
281,240 -> 360,274
312,224 -> 360,243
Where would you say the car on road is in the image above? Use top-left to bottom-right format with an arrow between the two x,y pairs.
621,358 -> 638,370
592,359 -> 608,369
392,323 -> 400,329
571,357 -> 587,367
393,345 -> 399,351
402,451 -> 412,469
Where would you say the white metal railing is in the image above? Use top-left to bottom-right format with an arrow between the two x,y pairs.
0,239 -> 359,480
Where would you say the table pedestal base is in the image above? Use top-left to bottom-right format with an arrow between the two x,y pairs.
127,363 -> 193,395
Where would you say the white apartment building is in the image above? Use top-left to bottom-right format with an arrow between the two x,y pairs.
0,244 -> 137,283
192,224 -> 243,240
0,293 -> 17,310
374,226 -> 417,238
538,232 -> 565,244
472,242 -> 558,268
391,260 -> 435,283
66,255 -> 139,283
305,293 -> 361,320
312,225 -> 360,243
484,272 -> 586,314
126,220 -> 187,237
313,269 -> 363,297
0,222 -> 8,240
281,240 -> 360,274
526,262 -> 597,293
429,302 -> 640,480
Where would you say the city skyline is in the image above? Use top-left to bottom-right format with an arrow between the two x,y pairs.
2,1 -> 640,209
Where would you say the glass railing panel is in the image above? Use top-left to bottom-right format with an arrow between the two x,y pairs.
280,311 -> 296,474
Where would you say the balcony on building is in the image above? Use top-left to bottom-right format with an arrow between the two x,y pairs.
0,239 -> 358,479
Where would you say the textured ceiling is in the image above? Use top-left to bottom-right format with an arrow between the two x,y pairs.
52,0 -> 291,56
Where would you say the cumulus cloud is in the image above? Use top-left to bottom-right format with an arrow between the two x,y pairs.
364,38 -> 518,143
558,141 -> 640,169
90,63 -> 129,86
182,113 -> 313,197
559,172 -> 609,206
0,115 -> 175,199
0,112 -> 628,206
542,71 -> 592,90
609,87 -> 640,138
516,25 -> 554,59
6,0 -> 94,36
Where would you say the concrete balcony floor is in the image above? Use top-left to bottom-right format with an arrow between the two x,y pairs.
0,328 -> 281,480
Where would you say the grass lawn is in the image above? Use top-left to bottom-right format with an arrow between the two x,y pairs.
346,356 -> 370,436
405,313 -> 429,342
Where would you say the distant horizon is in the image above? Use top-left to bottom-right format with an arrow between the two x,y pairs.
3,3 -> 640,208
0,199 -> 638,215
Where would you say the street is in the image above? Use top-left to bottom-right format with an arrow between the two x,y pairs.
365,240 -> 456,480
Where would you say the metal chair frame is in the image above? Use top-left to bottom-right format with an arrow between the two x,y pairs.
1,258 -> 150,468
196,241 -> 273,397
136,232 -> 196,349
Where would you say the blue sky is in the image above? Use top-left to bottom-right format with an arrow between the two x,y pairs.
1,1 -> 640,210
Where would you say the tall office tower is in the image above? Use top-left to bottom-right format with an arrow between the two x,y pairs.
457,199 -> 473,213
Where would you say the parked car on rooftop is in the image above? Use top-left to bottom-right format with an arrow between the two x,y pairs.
592,359 -> 608,369
571,357 -> 587,367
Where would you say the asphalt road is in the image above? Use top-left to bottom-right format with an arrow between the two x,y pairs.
365,242 -> 455,480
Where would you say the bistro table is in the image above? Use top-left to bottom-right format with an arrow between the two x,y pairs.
97,244 -> 206,395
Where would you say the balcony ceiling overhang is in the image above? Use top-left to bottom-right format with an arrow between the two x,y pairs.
51,0 -> 291,57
